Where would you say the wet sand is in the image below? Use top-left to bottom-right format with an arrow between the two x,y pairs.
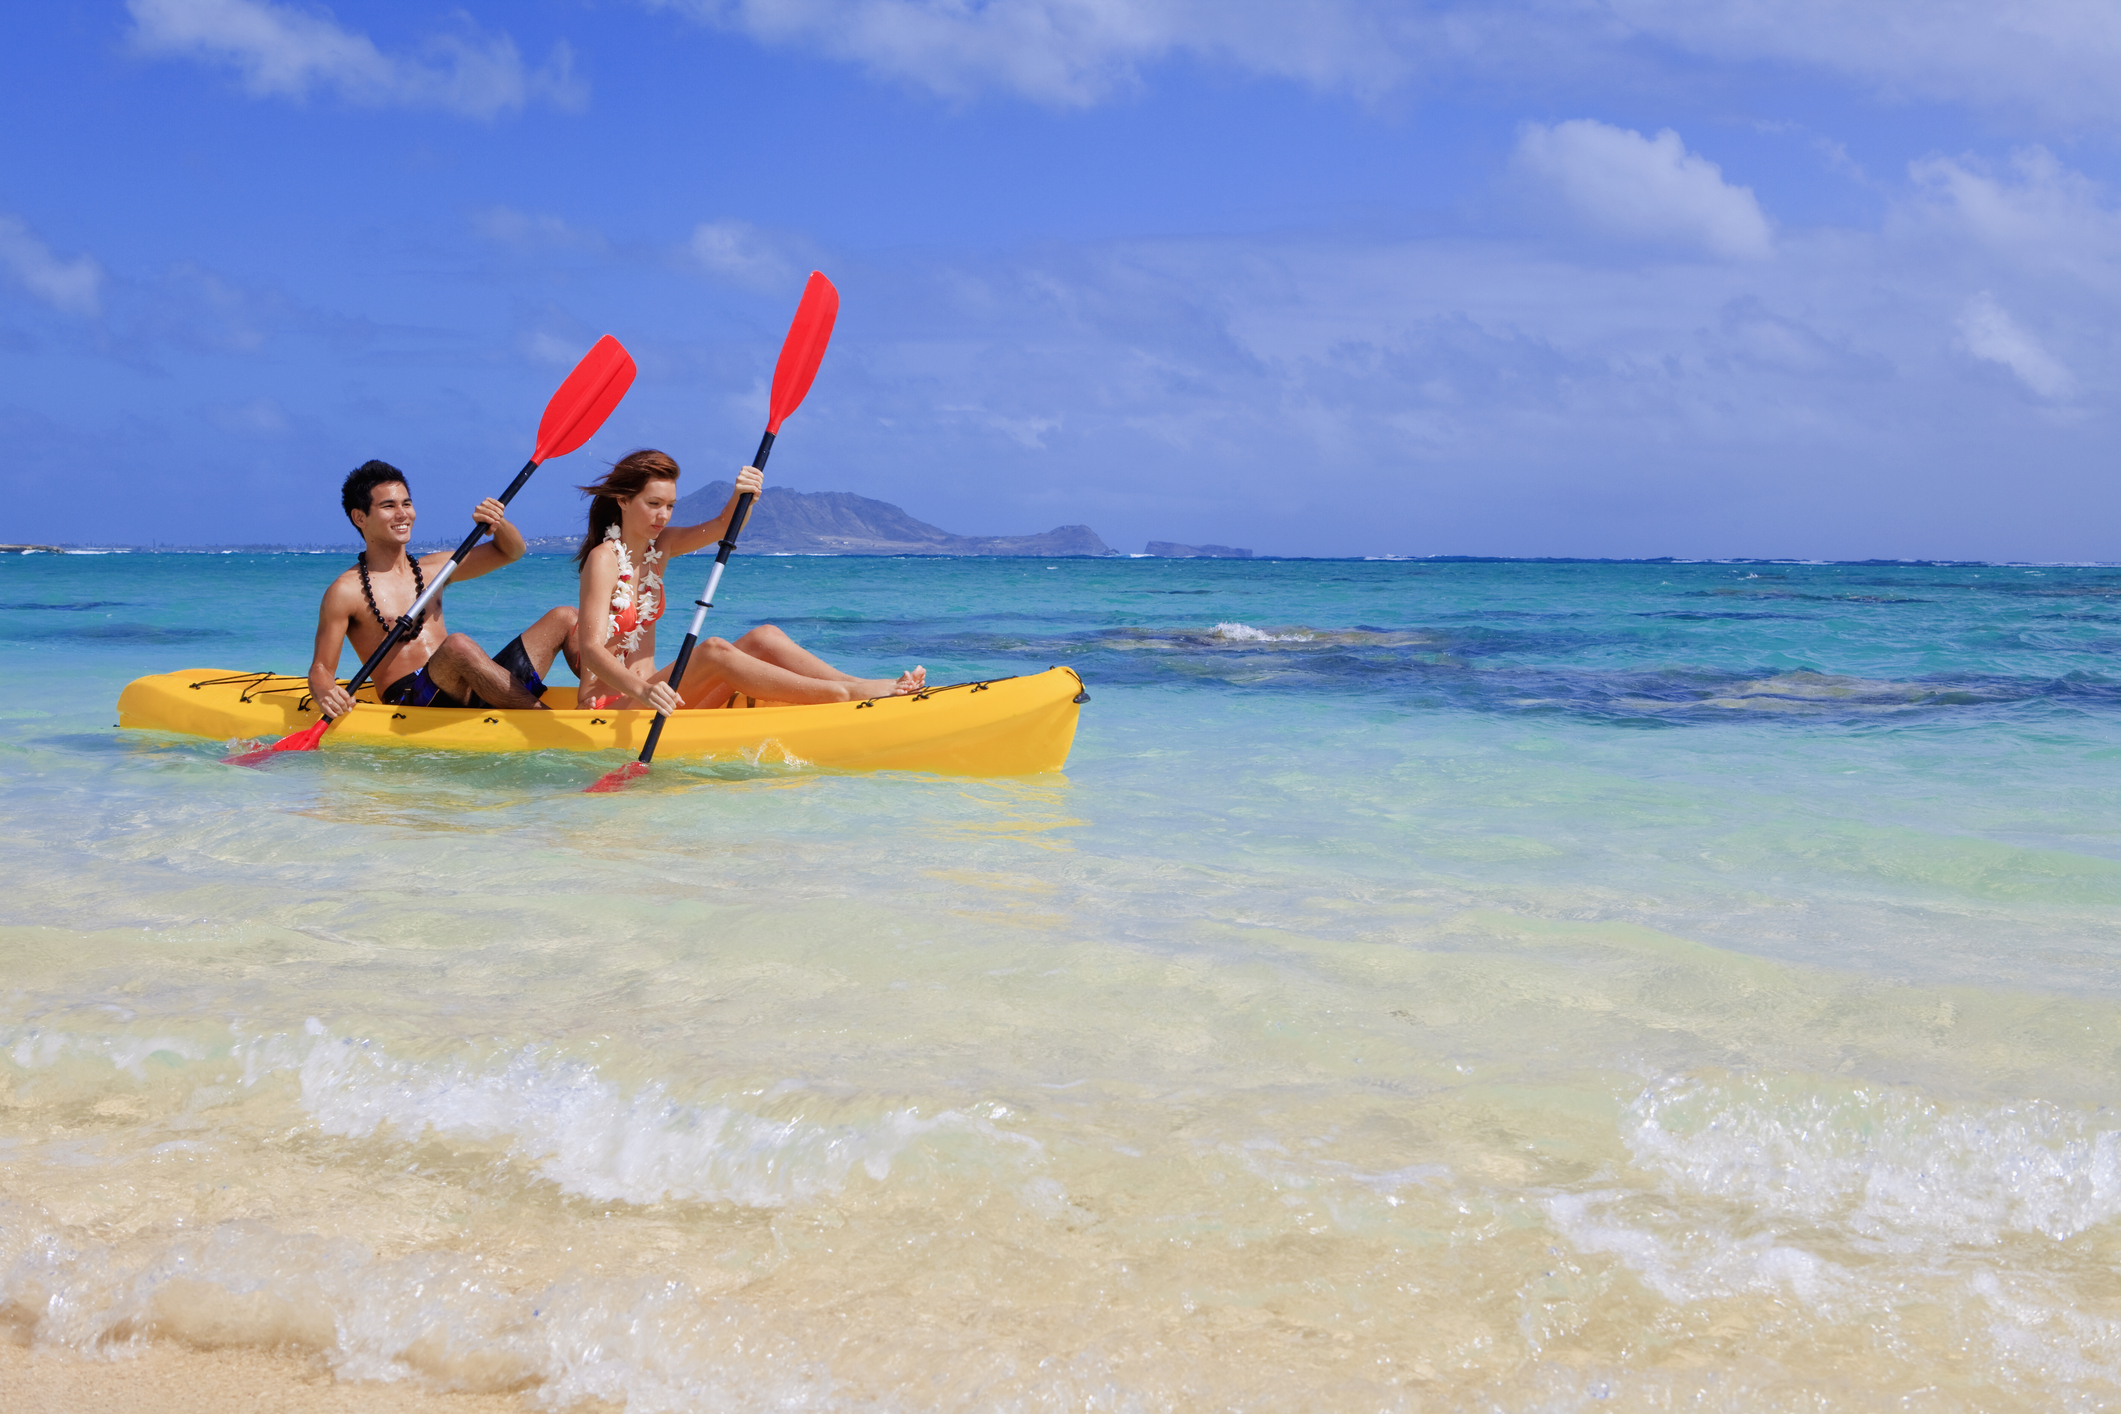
0,1343 -> 601,1414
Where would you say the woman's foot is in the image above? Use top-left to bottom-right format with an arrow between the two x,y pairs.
845,667 -> 925,701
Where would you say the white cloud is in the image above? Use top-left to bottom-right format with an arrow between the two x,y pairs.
1607,0 -> 2121,128
937,403 -> 1064,448
0,215 -> 104,316
211,396 -> 291,433
688,219 -> 796,288
127,0 -> 585,118
1514,120 -> 1773,260
783,148 -> 2121,556
523,329 -> 586,366
163,263 -> 272,352
645,0 -> 1420,105
474,207 -> 609,252
1908,149 -> 2121,292
1956,291 -> 2073,400
643,0 -> 2121,122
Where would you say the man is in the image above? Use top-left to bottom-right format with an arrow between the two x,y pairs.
307,460 -> 577,716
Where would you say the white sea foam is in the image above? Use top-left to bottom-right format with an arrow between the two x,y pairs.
1545,1074 -> 2121,1389
740,737 -> 809,769
5,1020 -> 1048,1211
288,1021 -> 1035,1212
274,1023 -> 1041,1208
9,1025 -> 209,1077
1208,622 -> 1314,643
0,1203 -> 866,1409
0,1021 -> 1080,1407
1544,1190 -> 1851,1308
1624,1074 -> 2121,1247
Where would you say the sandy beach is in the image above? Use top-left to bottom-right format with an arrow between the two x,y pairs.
0,1343 -> 590,1413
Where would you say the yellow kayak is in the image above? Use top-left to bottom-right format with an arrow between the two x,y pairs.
118,666 -> 1086,775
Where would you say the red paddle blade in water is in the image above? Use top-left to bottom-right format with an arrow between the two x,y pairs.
222,716 -> 328,766
766,272 -> 839,434
584,760 -> 649,793
535,335 -> 637,462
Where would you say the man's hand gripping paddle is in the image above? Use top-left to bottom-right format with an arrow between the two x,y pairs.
225,336 -> 637,767
586,272 -> 839,793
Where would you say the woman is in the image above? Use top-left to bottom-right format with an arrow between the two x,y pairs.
573,450 -> 925,713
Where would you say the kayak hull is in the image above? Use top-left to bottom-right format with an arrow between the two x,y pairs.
117,667 -> 1084,775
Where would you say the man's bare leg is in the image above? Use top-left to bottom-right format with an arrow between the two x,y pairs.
517,606 -> 579,680
424,633 -> 547,710
666,635 -> 921,708
424,609 -> 578,710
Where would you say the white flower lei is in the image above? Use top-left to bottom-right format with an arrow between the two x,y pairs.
604,524 -> 665,655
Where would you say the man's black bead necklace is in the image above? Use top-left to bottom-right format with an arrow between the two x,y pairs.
356,552 -> 426,635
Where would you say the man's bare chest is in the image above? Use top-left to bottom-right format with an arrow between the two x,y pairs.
345,566 -> 445,656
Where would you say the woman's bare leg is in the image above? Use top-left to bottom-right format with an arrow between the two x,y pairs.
658,635 -> 921,708
726,624 -> 862,681
725,624 -> 924,699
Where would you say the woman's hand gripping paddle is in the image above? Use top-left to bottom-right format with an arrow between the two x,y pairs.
586,272 -> 839,793
225,336 -> 637,767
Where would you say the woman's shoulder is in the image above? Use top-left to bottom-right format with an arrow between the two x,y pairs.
578,538 -> 620,585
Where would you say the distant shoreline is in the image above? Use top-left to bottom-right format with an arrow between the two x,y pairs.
7,546 -> 2117,568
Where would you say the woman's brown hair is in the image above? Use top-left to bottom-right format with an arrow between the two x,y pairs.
575,449 -> 680,569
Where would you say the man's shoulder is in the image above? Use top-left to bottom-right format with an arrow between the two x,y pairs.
319,563 -> 364,605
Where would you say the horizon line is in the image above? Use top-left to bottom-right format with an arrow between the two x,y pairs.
8,546 -> 2118,569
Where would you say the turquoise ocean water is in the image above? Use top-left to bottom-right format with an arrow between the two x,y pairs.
5,550 -> 2121,1410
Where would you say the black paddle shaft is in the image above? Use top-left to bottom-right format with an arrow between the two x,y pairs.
633,429 -> 776,764
329,456 -> 542,717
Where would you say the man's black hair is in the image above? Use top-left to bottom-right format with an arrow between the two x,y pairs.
341,460 -> 410,525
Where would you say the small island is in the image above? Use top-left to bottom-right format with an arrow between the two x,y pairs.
517,483 -> 1261,558
529,482 -> 1119,556
1146,541 -> 1252,558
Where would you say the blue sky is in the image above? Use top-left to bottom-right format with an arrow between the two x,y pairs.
3,1 -> 2117,557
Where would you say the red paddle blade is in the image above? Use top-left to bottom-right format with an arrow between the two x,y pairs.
584,760 -> 649,793
222,717 -> 330,767
765,272 -> 839,434
533,335 -> 637,463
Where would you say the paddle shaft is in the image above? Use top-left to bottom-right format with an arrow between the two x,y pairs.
329,456 -> 542,717
632,430 -> 775,764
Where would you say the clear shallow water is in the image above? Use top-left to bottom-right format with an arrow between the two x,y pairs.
5,551 -> 2121,1411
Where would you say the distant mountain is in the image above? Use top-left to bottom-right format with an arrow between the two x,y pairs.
528,482 -> 1114,557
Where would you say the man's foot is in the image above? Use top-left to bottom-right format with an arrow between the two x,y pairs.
893,666 -> 926,695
